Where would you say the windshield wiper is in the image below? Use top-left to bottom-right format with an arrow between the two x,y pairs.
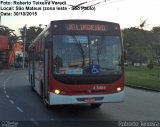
71,35 -> 86,67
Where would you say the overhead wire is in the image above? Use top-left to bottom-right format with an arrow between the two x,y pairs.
68,0 -> 125,18
78,0 -> 125,18
68,0 -> 99,18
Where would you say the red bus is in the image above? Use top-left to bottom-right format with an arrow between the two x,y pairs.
28,20 -> 125,108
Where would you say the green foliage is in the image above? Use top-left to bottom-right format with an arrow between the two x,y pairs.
147,63 -> 154,69
125,66 -> 160,90
19,25 -> 43,52
122,26 -> 160,65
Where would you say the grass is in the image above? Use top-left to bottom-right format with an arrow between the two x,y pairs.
125,66 -> 160,90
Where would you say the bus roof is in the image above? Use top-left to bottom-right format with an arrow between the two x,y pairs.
50,19 -> 119,25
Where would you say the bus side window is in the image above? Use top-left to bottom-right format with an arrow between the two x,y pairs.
39,38 -> 45,62
40,52 -> 44,61
37,53 -> 41,61
35,43 -> 39,61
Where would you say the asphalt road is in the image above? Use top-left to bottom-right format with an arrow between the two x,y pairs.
0,69 -> 160,127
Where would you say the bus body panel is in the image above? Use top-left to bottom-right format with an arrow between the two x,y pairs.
49,74 -> 124,95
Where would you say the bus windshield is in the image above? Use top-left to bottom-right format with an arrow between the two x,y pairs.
53,35 -> 122,76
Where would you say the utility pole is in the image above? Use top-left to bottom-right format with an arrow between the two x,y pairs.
23,24 -> 27,69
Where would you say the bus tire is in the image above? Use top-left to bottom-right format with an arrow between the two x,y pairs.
41,82 -> 44,98
44,101 -> 53,109
43,97 -> 53,109
30,75 -> 35,92
40,82 -> 51,109
91,103 -> 102,108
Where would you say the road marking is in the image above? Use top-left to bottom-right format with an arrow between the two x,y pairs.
6,95 -> 10,98
4,91 -> 7,94
3,78 -> 9,85
29,118 -> 39,126
16,107 -> 24,113
9,100 -> 14,104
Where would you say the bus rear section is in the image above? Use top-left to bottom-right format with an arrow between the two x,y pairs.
29,20 -> 125,107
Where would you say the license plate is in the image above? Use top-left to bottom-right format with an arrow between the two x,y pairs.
84,98 -> 96,102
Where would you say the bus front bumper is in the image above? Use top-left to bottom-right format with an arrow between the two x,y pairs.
48,90 -> 125,105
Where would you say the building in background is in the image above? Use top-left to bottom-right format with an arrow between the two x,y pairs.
0,35 -> 23,69
0,35 -> 9,68
8,41 -> 23,68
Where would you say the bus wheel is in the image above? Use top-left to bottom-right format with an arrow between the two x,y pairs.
41,82 -> 45,99
41,83 -> 52,109
43,99 -> 53,109
30,75 -> 35,92
44,100 -> 52,109
91,104 -> 102,108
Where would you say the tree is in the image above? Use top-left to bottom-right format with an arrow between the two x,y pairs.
151,26 -> 160,65
0,25 -> 19,50
19,25 -> 43,53
123,27 -> 151,64
123,25 -> 160,67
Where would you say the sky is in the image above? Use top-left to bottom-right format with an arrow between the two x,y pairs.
1,0 -> 160,34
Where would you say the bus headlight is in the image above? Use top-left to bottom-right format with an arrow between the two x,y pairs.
116,87 -> 122,92
54,89 -> 60,95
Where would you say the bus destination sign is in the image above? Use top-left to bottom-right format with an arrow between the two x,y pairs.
66,24 -> 107,31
